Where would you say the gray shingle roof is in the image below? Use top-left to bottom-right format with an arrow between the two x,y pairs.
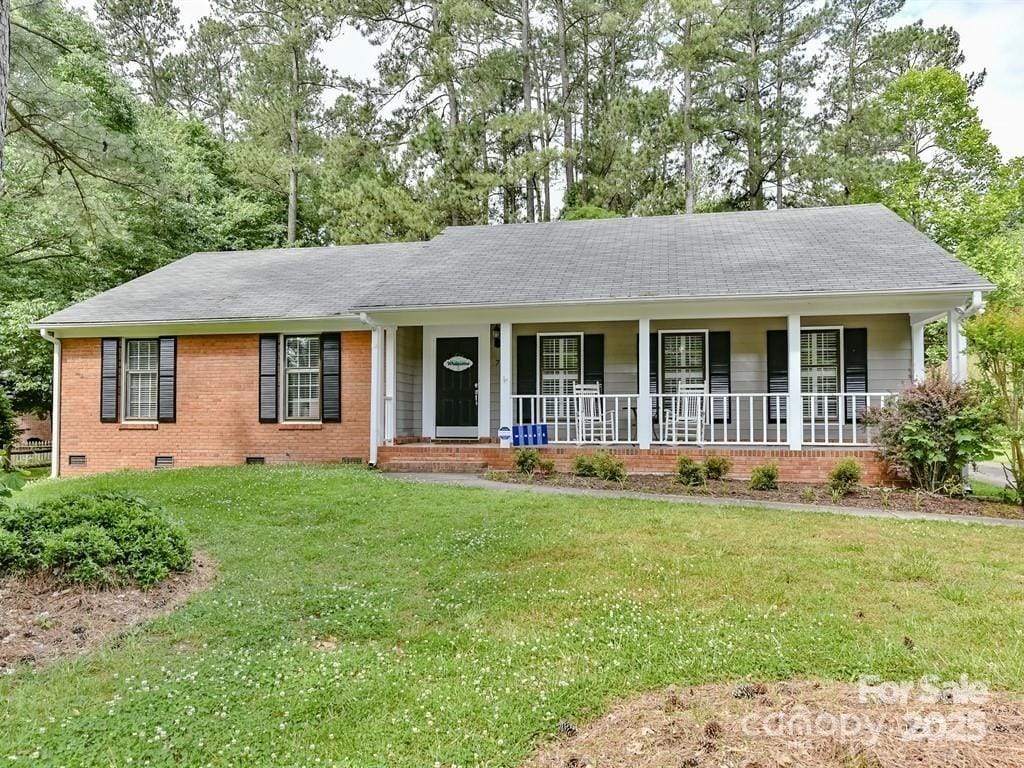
38,204 -> 991,327
37,242 -> 426,326
354,204 -> 991,309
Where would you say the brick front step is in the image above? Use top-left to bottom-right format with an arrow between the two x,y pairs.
383,459 -> 489,473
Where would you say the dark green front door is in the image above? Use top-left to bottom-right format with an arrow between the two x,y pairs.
436,337 -> 478,437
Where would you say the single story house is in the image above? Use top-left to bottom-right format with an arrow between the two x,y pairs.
33,204 -> 991,481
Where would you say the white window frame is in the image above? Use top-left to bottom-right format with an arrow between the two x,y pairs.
281,334 -> 322,423
536,332 -> 584,420
800,326 -> 844,420
122,338 -> 159,422
658,329 -> 709,394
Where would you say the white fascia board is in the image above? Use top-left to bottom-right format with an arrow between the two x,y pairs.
34,316 -> 367,338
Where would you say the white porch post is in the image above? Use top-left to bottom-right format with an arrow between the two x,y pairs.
911,321 -> 926,383
947,310 -> 966,383
384,326 -> 397,445
638,318 -> 652,449
369,325 -> 383,465
499,322 -> 512,447
787,314 -> 802,451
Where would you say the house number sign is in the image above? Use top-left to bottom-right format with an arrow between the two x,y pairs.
443,355 -> 474,372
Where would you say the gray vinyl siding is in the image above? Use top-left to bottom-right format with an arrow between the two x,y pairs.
396,326 -> 422,438
512,321 -> 640,396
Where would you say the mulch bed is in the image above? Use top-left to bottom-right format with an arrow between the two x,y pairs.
488,472 -> 1024,519
0,553 -> 216,673
522,680 -> 1024,768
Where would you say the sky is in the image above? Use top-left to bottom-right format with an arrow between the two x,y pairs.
73,0 -> 1024,161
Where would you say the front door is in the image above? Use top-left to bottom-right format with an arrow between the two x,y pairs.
436,337 -> 478,438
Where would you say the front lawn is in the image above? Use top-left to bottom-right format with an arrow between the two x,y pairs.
3,466 -> 1024,766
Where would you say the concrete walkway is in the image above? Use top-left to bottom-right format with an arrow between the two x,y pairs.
972,461 -> 1013,489
395,472 -> 1024,529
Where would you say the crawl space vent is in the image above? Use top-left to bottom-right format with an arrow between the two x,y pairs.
245,456 -> 266,465
341,457 -> 364,465
68,454 -> 87,467
154,455 -> 174,469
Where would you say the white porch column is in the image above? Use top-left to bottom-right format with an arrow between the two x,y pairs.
499,322 -> 512,447
384,326 -> 397,445
787,314 -> 802,451
369,325 -> 383,465
947,310 -> 966,383
911,321 -> 926,383
637,318 -> 652,449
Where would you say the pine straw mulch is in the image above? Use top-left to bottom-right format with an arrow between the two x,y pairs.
0,553 -> 216,673
487,472 -> 1024,520
522,680 -> 1024,768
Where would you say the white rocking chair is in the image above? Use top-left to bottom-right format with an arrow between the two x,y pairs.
663,382 -> 706,443
574,383 -> 616,443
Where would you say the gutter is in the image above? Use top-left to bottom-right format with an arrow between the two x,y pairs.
38,329 -> 60,479
959,289 -> 985,320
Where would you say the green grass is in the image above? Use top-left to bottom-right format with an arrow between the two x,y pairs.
3,465 -> 1024,766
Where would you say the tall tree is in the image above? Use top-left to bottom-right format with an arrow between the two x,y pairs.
0,0 -> 9,185
96,0 -> 181,106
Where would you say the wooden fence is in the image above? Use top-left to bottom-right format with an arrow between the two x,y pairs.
9,442 -> 52,468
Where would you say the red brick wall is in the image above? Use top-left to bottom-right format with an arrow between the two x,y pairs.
59,333 -> 371,476
15,413 -> 51,443
378,444 -> 894,484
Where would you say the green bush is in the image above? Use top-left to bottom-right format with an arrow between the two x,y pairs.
0,492 -> 191,588
749,462 -> 779,491
514,448 -> 540,474
676,456 -> 706,487
703,455 -> 732,480
827,458 -> 861,497
863,379 -> 998,494
592,452 -> 626,482
572,454 -> 597,477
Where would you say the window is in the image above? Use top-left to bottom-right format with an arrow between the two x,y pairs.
284,335 -> 321,420
539,334 -> 581,419
801,329 -> 840,419
125,339 -> 159,420
661,332 -> 706,393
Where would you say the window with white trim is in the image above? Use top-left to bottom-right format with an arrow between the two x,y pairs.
661,332 -> 706,393
539,334 -> 581,419
125,339 -> 159,420
801,329 -> 840,419
284,335 -> 321,420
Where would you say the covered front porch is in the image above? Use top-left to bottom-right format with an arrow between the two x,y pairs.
364,292 -> 977,466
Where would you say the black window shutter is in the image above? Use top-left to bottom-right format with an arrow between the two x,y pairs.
649,333 -> 659,393
259,335 -> 278,423
708,331 -> 731,424
583,334 -> 604,390
321,332 -> 341,422
100,338 -> 120,423
767,330 -> 788,423
158,336 -> 177,423
516,335 -> 537,422
843,328 -> 868,424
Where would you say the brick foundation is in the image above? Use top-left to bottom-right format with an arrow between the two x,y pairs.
378,444 -> 893,484
59,333 -> 371,476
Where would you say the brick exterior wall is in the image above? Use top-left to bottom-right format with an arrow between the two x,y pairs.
378,444 -> 894,484
59,332 -> 371,476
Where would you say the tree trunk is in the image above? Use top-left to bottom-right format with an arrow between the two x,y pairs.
0,0 -> 9,188
521,0 -> 535,223
557,0 -> 574,192
287,44 -> 300,245
579,13 -> 590,199
774,5 -> 785,209
681,15 -> 694,214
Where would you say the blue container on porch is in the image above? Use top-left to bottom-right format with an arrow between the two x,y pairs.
512,424 -> 548,446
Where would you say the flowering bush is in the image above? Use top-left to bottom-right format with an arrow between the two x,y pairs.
863,379 -> 999,494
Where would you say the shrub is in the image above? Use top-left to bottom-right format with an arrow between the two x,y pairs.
572,454 -> 597,477
827,458 -> 861,497
703,455 -> 732,480
676,456 -> 706,487
863,378 -> 999,494
514,448 -> 548,474
591,451 -> 626,482
0,390 -> 18,471
0,493 -> 191,588
0,527 -> 25,571
749,462 -> 779,491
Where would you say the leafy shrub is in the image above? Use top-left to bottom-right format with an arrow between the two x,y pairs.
0,493 -> 191,588
514,448 -> 554,474
703,455 -> 731,480
0,528 -> 25,571
591,452 -> 626,482
863,379 -> 999,494
827,458 -> 861,497
748,462 -> 779,491
676,456 -> 706,487
571,454 -> 596,477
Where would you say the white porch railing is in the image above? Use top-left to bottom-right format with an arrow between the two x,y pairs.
509,392 -> 893,447
512,394 -> 638,443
